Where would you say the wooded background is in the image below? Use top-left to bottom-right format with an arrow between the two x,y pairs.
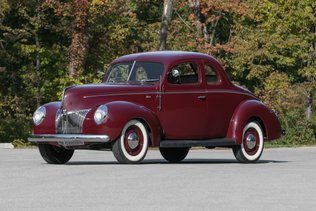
0,0 -> 315,146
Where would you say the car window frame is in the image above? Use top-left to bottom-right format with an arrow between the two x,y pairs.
203,61 -> 222,86
104,61 -> 164,84
166,60 -> 203,87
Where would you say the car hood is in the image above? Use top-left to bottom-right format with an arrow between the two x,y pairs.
62,83 -> 157,111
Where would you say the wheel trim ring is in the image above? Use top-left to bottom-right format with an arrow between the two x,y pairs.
123,125 -> 144,156
243,127 -> 260,155
243,128 -> 260,156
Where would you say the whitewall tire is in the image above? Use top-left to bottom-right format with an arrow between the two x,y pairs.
112,120 -> 149,164
233,121 -> 264,163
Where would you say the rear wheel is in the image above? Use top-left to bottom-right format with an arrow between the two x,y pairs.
233,121 -> 264,163
38,144 -> 74,164
160,147 -> 190,163
112,120 -> 149,164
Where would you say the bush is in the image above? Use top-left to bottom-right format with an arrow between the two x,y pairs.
12,139 -> 34,148
0,118 -> 31,143
268,114 -> 316,147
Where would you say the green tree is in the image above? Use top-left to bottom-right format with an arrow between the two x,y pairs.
232,0 -> 316,145
0,0 -> 70,142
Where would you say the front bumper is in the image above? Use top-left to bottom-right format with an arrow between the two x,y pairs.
28,134 -> 110,146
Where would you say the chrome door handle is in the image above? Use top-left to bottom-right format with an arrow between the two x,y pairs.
197,95 -> 206,100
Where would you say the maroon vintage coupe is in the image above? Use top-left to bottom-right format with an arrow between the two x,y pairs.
29,51 -> 283,164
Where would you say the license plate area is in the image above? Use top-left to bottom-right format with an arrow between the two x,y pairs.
58,140 -> 85,147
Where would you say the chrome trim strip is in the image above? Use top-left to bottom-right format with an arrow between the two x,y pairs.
55,109 -> 62,133
84,90 -> 255,99
28,134 -> 110,143
83,92 -> 156,99
127,60 -> 136,81
65,109 -> 90,115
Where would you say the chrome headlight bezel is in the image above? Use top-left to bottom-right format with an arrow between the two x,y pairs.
33,106 -> 46,126
94,105 -> 108,125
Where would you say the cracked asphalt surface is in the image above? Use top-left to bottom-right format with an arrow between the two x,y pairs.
1,147 -> 316,211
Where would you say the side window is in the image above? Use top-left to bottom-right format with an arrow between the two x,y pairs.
134,65 -> 148,81
205,64 -> 218,84
168,63 -> 199,84
107,63 -> 131,83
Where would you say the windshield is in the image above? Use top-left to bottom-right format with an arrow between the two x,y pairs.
105,61 -> 164,84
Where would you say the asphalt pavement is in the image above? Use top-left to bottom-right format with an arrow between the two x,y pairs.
1,147 -> 316,211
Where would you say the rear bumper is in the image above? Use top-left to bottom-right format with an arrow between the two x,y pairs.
28,134 -> 110,145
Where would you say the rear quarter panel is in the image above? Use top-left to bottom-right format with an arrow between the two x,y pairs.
226,100 -> 282,144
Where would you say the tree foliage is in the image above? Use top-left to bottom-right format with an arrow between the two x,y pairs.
232,0 -> 316,144
0,0 -> 315,145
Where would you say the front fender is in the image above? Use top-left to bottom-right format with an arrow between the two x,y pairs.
33,101 -> 61,134
226,100 -> 282,144
83,101 -> 162,147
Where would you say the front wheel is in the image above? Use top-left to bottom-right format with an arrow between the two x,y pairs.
112,120 -> 149,164
233,121 -> 264,163
160,147 -> 190,163
38,144 -> 74,164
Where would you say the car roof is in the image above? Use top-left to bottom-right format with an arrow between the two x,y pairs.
108,51 -> 233,86
111,51 -> 216,64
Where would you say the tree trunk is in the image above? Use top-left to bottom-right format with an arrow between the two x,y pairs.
69,0 -> 90,78
209,18 -> 219,45
35,4 -> 41,107
35,33 -> 41,107
306,92 -> 313,120
305,24 -> 316,120
188,0 -> 203,38
158,0 -> 173,51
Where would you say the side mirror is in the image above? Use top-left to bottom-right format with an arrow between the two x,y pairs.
168,69 -> 181,84
171,69 -> 180,77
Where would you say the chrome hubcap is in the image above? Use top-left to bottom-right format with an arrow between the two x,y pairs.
127,132 -> 139,149
246,134 -> 256,149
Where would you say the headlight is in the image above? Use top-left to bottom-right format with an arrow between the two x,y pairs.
33,106 -> 46,126
94,105 -> 108,125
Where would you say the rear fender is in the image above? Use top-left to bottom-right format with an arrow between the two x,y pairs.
226,100 -> 282,144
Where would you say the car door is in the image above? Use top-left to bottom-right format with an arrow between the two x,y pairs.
203,61 -> 247,138
159,60 -> 208,139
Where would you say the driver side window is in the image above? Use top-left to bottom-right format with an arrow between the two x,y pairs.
168,63 -> 199,84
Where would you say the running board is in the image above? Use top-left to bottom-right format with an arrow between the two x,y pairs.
160,138 -> 237,148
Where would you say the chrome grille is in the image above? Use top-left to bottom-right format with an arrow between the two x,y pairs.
56,109 -> 90,134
